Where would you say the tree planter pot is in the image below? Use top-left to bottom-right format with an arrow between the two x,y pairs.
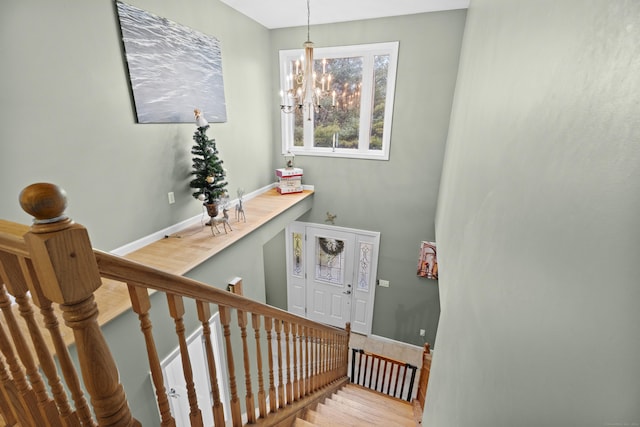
205,203 -> 218,225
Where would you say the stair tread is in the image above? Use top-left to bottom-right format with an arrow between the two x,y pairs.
305,408 -> 360,427
325,399 -> 415,427
345,383 -> 411,400
341,384 -> 413,411
328,393 -> 416,425
316,401 -> 374,426
294,384 -> 419,427
293,418 -> 316,427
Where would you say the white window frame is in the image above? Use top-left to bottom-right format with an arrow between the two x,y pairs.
279,41 -> 399,161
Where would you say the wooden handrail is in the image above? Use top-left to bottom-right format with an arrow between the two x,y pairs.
94,249 -> 345,336
0,183 -> 350,426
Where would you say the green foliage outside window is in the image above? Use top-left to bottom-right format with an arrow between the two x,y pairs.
281,42 -> 398,160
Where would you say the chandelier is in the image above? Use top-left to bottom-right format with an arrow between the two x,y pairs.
280,0 -> 334,119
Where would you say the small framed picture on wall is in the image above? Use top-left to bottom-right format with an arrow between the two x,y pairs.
417,241 -> 438,280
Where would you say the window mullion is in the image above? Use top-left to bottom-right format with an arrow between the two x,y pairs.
358,54 -> 375,152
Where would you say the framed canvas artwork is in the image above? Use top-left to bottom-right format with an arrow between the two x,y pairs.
417,241 -> 438,280
116,1 -> 227,123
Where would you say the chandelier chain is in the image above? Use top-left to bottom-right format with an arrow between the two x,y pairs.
307,0 -> 311,41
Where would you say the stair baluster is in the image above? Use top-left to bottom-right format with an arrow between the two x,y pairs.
237,307 -> 255,423
167,294 -> 203,427
291,323 -> 300,401
0,355 -> 23,425
2,254 -> 76,427
264,316 -> 277,415
274,319 -> 285,408
393,364 -> 403,398
304,326 -> 311,396
0,362 -> 17,426
251,313 -> 267,419
219,305 -> 242,427
197,301 -> 225,427
310,329 -> 317,393
297,324 -> 305,398
284,321 -> 293,405
0,316 -> 43,426
129,285 -> 175,427
29,269 -> 94,426
0,283 -> 55,426
319,330 -> 325,388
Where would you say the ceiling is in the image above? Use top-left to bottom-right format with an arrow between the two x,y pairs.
219,0 -> 470,29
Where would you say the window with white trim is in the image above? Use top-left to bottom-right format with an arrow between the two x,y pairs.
279,42 -> 399,160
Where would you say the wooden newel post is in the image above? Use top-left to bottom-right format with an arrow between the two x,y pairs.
344,322 -> 351,377
19,183 -> 140,427
416,342 -> 431,410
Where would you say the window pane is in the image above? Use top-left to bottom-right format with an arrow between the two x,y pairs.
370,54 -> 389,150
286,59 -> 305,146
315,237 -> 345,285
296,57 -> 363,149
280,41 -> 398,160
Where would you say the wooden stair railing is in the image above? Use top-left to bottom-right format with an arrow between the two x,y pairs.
350,348 -> 418,402
349,344 -> 432,423
0,183 -> 350,427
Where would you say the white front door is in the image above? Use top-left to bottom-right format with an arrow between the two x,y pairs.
285,222 -> 379,335
305,226 -> 355,328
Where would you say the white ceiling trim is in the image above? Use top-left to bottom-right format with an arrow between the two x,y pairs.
219,0 -> 470,29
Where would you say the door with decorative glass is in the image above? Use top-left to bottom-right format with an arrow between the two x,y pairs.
285,222 -> 379,335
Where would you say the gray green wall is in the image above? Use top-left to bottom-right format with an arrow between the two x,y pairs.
268,10 -> 467,346
1,0 -> 467,423
426,0 -> 640,425
0,0 -> 275,251
1,0 -> 280,424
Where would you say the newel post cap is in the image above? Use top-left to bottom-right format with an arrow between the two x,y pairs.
19,182 -> 69,224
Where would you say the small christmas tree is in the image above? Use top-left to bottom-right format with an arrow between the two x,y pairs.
189,109 -> 228,213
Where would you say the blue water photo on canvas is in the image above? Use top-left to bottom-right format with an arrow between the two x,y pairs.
116,1 -> 227,123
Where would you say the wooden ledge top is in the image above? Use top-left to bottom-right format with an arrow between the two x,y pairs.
96,188 -> 313,327
123,188 -> 314,276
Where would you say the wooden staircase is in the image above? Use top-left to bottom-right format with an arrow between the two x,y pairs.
0,182 -> 430,426
293,383 -> 418,426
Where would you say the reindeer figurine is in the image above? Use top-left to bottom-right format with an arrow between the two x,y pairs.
235,188 -> 246,223
211,207 -> 232,235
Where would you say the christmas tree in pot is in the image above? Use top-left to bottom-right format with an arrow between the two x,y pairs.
189,109 -> 228,222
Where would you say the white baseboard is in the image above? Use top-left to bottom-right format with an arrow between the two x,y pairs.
110,183 -> 278,256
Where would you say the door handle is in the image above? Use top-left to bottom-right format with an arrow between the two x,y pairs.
168,388 -> 180,398
343,290 -> 351,295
